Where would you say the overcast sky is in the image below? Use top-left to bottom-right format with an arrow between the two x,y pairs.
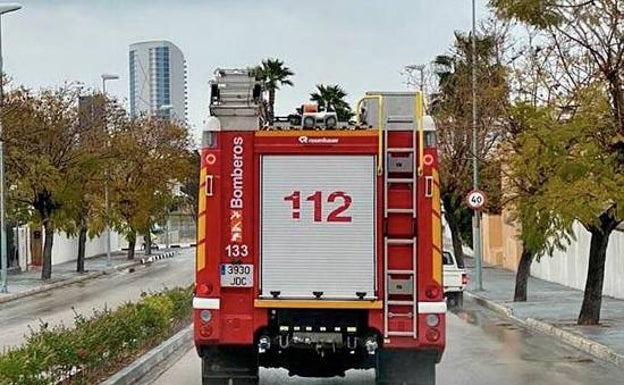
2,0 -> 490,136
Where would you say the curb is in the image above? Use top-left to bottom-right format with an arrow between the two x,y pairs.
0,261 -> 141,305
464,291 -> 515,319
100,324 -> 193,385
465,290 -> 624,368
1,251 -> 180,304
525,318 -> 624,367
140,251 -> 176,265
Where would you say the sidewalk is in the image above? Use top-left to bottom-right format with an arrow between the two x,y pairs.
464,257 -> 624,366
0,251 -> 146,304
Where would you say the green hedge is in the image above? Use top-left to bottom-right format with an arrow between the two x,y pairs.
0,286 -> 193,385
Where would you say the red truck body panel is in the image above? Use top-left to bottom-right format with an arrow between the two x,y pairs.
195,129 -> 444,355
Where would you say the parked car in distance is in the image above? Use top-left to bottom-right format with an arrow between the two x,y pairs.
443,248 -> 467,308
141,241 -> 160,250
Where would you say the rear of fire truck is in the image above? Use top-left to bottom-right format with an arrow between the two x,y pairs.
194,68 -> 446,385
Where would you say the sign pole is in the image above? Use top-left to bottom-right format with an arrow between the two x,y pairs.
466,189 -> 486,291
471,0 -> 483,291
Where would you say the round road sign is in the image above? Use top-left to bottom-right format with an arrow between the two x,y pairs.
466,189 -> 487,210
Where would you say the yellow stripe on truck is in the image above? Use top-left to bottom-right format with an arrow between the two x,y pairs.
196,166 -> 207,272
199,167 -> 207,213
416,91 -> 424,176
432,168 -> 442,285
196,242 -> 205,272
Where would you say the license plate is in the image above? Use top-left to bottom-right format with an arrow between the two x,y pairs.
220,264 -> 254,287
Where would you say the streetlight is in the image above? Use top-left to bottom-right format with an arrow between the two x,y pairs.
101,73 -> 119,267
157,104 -> 173,250
404,64 -> 426,92
102,74 -> 119,93
0,2 -> 22,294
471,0 -> 484,291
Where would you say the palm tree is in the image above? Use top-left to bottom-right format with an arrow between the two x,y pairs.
428,54 -> 456,116
310,84 -> 353,121
252,58 -> 294,122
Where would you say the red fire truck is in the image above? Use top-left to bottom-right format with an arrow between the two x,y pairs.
194,69 -> 445,385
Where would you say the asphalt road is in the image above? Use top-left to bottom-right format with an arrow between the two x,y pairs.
0,249 -> 195,350
150,299 -> 624,385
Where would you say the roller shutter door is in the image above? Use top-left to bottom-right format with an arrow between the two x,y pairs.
260,155 -> 376,300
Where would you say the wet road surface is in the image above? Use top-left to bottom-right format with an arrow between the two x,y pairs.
149,298 -> 624,385
0,249 -> 194,350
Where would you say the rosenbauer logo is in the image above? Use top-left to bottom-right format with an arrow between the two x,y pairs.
298,136 -> 339,145
230,136 -> 244,243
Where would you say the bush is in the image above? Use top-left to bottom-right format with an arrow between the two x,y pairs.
0,285 -> 193,385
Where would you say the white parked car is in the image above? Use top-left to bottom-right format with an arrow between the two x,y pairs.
443,249 -> 467,308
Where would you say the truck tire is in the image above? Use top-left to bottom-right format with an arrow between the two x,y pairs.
376,350 -> 436,385
201,346 -> 259,385
447,292 -> 462,309
446,293 -> 454,309
456,292 -> 464,308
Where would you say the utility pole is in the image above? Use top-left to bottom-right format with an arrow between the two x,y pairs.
101,73 -> 119,267
0,2 -> 23,294
472,0 -> 483,291
158,104 -> 173,250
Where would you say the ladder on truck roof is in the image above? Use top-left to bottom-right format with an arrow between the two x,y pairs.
361,92 -> 424,339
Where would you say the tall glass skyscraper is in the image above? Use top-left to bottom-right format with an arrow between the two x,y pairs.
129,40 -> 188,123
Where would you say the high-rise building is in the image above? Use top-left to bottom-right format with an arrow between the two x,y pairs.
129,40 -> 187,123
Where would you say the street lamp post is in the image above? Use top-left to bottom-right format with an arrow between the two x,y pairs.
101,73 -> 119,267
471,0 -> 484,291
404,64 -> 426,92
0,2 -> 22,294
157,104 -> 173,250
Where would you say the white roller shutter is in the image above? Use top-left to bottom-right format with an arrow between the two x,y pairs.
260,155 -> 376,300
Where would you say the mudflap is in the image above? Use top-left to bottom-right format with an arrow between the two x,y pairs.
201,345 -> 259,385
376,349 -> 437,385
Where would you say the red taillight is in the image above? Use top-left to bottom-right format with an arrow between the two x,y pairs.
200,324 -> 213,337
426,328 -> 440,342
462,274 -> 468,285
425,284 -> 441,299
196,283 -> 213,296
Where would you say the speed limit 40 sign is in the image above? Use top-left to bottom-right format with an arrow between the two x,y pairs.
466,189 -> 487,210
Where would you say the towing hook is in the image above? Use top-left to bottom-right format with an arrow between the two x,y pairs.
279,334 -> 289,349
365,337 -> 378,355
347,335 -> 357,350
258,336 -> 271,354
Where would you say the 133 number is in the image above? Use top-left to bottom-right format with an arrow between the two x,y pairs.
225,244 -> 249,258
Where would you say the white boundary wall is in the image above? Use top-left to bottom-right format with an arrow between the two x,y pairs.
49,231 -> 120,265
531,221 -> 624,299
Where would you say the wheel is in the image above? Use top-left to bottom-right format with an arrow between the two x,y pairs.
456,292 -> 464,308
447,292 -> 463,309
446,293 -> 457,309
376,350 -> 436,385
201,346 -> 259,385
